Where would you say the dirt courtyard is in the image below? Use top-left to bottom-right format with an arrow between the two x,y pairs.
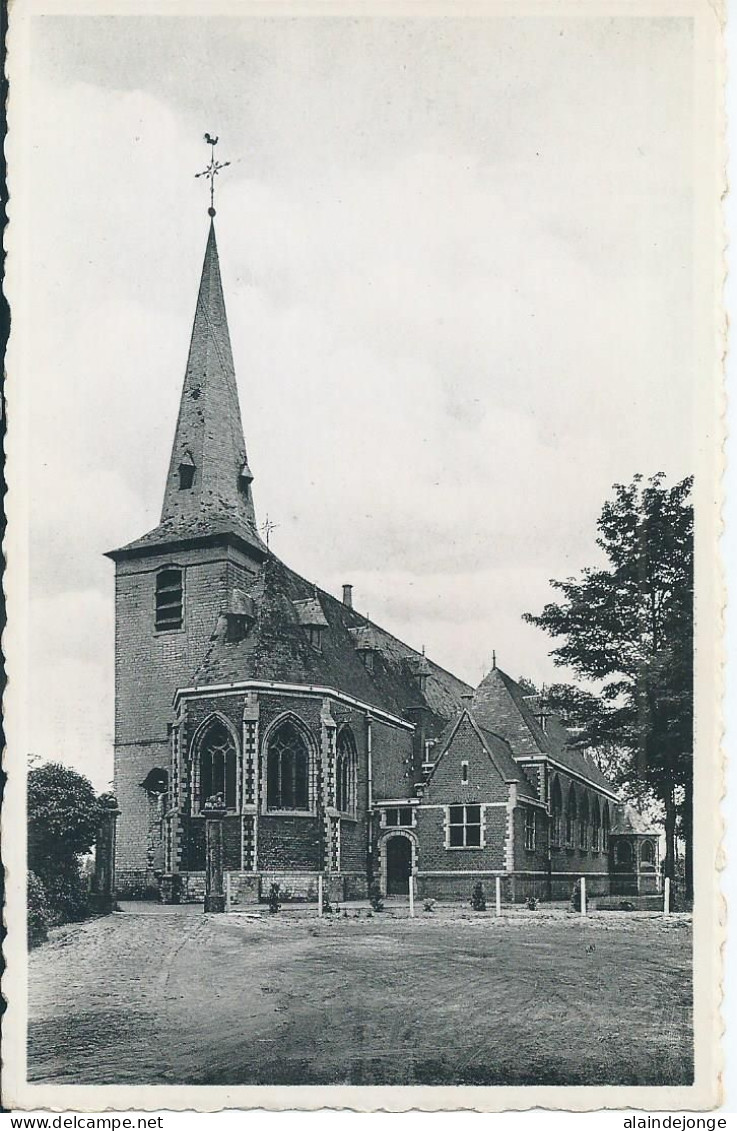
28,905 -> 693,1087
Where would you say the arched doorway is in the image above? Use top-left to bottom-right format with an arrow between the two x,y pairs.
386,835 -> 412,895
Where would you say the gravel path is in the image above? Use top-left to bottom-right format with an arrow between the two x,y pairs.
28,907 -> 693,1086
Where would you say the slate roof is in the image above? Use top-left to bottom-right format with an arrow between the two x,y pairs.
108,220 -> 266,562
610,803 -> 657,835
471,667 -> 617,795
475,722 -> 539,800
190,552 -> 473,729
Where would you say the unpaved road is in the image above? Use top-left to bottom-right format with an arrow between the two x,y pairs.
28,907 -> 693,1086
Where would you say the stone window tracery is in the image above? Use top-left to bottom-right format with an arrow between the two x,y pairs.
267,720 -> 310,811
336,728 -> 357,815
198,718 -> 237,811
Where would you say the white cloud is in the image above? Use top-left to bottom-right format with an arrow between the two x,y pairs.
16,14 -> 697,784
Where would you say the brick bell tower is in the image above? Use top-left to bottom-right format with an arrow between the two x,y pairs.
106,178 -> 267,894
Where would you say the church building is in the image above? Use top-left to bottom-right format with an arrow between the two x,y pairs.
107,209 -> 659,906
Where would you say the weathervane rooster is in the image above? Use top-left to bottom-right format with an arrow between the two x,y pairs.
195,133 -> 230,216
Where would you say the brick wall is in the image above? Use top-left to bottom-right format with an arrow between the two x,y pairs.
115,740 -> 169,888
258,815 -> 322,870
114,545 -> 256,745
370,717 -> 414,801
114,541 -> 258,880
413,715 -> 511,878
513,804 -> 549,873
415,802 -> 508,874
416,873 -> 503,902
423,715 -> 510,806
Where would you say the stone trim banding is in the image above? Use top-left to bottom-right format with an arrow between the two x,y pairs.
174,680 -> 414,732
514,756 -> 619,801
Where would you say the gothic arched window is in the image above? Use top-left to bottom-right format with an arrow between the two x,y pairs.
267,719 -> 310,811
579,793 -> 590,850
641,839 -> 655,865
602,802 -> 611,851
565,785 -> 578,847
336,727 -> 357,815
550,777 -> 563,846
198,718 -> 237,811
591,796 -> 601,851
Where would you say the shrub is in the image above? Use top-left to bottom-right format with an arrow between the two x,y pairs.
27,871 -> 49,948
28,763 -> 100,872
42,860 -> 91,923
570,880 -> 582,912
526,896 -> 539,911
471,882 -> 486,911
368,881 -> 384,911
28,762 -> 101,925
423,899 -> 436,913
268,882 -> 281,914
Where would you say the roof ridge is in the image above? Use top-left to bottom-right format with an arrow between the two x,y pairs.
268,555 -> 473,692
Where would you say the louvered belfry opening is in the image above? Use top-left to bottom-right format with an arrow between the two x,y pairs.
155,568 -> 183,631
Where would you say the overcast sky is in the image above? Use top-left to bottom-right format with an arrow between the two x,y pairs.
18,12 -> 697,789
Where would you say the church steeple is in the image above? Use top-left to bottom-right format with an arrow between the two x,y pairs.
160,218 -> 259,538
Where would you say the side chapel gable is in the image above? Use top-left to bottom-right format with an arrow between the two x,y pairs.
423,711 -> 516,805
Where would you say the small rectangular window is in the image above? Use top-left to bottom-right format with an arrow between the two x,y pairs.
461,760 -> 469,784
385,807 -> 413,828
447,804 -> 482,848
155,569 -> 183,631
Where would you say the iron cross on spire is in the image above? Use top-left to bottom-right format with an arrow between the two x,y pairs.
260,515 -> 279,549
195,133 -> 231,217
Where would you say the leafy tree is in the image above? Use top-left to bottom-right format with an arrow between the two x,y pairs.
27,871 -> 50,947
28,762 -> 101,921
524,473 -> 693,899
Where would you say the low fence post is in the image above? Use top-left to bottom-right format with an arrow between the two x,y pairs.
495,876 -> 502,916
409,874 -> 415,918
580,877 -> 587,916
318,873 -> 324,917
225,871 -> 231,914
664,876 -> 671,916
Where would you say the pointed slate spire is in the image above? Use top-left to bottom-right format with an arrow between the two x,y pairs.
160,219 -> 258,537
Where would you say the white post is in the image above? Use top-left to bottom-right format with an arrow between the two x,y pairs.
580,877 -> 587,916
318,873 -> 324,917
664,876 -> 671,916
495,876 -> 502,916
225,871 -> 231,914
409,873 -> 415,918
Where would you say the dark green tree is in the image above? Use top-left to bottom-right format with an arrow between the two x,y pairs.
524,473 -> 693,899
28,762 -> 101,921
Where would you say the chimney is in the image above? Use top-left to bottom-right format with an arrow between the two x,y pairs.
342,584 -> 353,609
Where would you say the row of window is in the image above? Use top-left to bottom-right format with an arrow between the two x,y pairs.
193,716 -> 358,815
550,778 -> 611,852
